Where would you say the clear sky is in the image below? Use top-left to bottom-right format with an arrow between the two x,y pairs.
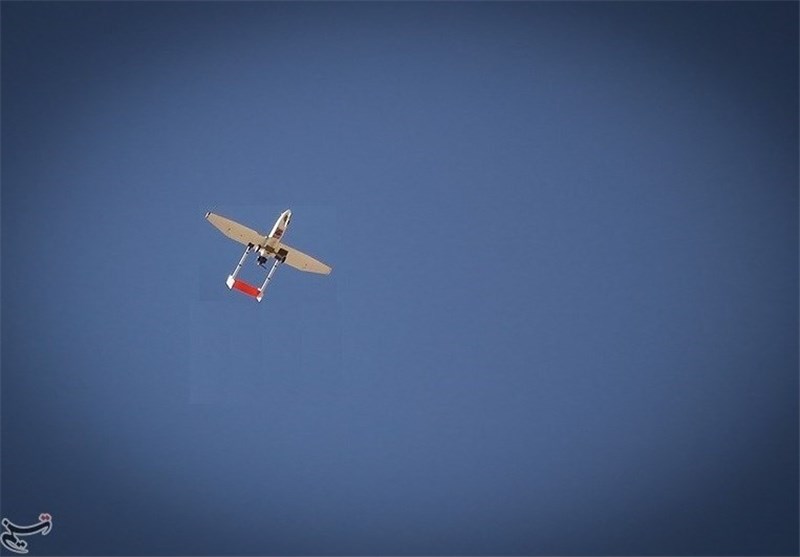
2,2 -> 797,555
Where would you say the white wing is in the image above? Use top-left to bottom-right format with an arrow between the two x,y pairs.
281,243 -> 332,274
206,212 -> 265,246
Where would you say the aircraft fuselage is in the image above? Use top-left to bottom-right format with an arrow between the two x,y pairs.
259,209 -> 292,260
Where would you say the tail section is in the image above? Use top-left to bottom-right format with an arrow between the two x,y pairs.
226,275 -> 261,299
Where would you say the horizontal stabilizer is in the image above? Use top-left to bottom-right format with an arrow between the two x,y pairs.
226,275 -> 262,300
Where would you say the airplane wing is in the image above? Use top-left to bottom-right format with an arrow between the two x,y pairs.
280,243 -> 332,274
206,212 -> 265,247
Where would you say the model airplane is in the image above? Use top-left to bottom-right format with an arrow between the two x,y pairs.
205,209 -> 331,301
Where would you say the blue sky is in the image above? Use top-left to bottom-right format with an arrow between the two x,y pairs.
2,2 -> 797,555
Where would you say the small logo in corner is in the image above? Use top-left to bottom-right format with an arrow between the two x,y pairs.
1,513 -> 52,554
